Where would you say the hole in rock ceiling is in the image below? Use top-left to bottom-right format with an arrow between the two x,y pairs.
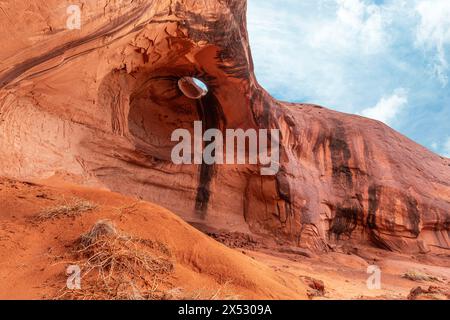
178,77 -> 208,99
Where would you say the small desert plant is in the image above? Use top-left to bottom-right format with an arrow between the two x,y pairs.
78,220 -> 173,276
112,201 -> 142,216
58,220 -> 174,300
56,221 -> 239,300
36,197 -> 96,221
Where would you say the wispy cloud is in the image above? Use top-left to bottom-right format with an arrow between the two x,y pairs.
415,0 -> 450,87
361,88 -> 408,125
247,0 -> 450,157
443,137 -> 450,157
309,0 -> 388,54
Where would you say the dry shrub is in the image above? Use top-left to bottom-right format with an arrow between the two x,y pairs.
402,270 -> 442,283
58,220 -> 174,300
112,201 -> 142,216
36,198 -> 96,221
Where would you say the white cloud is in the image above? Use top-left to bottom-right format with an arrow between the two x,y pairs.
431,137 -> 450,157
416,0 -> 450,87
308,0 -> 388,54
361,89 -> 408,125
247,0 -> 449,156
431,142 -> 438,150
443,137 -> 450,157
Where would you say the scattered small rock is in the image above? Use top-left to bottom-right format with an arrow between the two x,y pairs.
206,231 -> 260,250
408,286 -> 450,300
300,276 -> 325,298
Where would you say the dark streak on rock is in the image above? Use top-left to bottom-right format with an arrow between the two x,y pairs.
367,185 -> 393,250
276,172 -> 291,204
249,90 -> 265,128
195,92 -> 224,218
179,5 -> 251,81
275,171 -> 293,224
367,185 -> 379,229
406,196 -> 421,237
329,206 -> 360,239
329,120 -> 353,187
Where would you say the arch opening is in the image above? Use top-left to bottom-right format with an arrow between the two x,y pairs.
178,77 -> 208,99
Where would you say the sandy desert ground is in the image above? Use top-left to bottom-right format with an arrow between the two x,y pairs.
0,177 -> 448,300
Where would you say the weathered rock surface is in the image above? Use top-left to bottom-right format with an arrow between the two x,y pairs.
0,0 -> 449,253
408,286 -> 450,300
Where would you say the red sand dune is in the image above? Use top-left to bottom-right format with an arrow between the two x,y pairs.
0,177 -> 310,299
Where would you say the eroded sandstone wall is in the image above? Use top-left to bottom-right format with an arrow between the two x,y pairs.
0,0 -> 449,253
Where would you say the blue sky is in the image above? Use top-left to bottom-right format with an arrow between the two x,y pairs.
247,0 -> 450,157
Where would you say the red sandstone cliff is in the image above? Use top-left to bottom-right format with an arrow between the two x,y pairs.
0,0 -> 449,254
